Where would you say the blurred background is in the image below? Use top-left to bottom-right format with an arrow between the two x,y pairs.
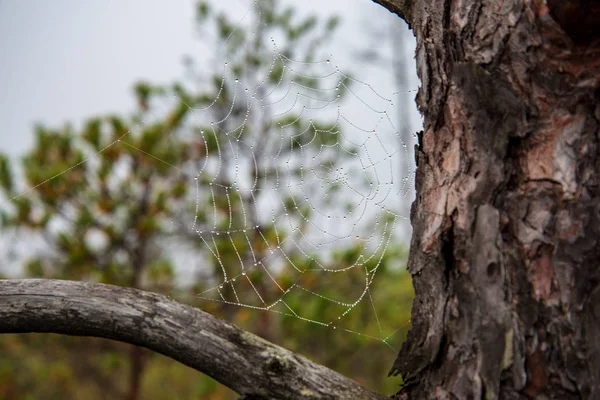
0,0 -> 421,398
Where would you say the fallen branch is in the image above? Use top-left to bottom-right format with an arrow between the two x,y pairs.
0,279 -> 388,400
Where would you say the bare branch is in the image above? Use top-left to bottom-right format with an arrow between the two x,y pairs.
370,0 -> 412,26
0,279 -> 388,400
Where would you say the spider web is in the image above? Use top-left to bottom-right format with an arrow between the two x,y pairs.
1,0 -> 418,352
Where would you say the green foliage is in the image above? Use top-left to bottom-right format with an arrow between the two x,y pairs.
0,154 -> 14,193
0,334 -> 238,400
0,0 -> 413,398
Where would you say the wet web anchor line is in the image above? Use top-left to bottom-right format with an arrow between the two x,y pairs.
0,0 -> 419,353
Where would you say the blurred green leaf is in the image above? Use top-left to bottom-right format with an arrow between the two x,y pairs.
0,154 -> 14,193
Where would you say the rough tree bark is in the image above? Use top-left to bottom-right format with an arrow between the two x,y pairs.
0,279 -> 387,400
375,0 -> 600,399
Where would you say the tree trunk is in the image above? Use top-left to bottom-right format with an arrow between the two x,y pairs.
375,0 -> 600,398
